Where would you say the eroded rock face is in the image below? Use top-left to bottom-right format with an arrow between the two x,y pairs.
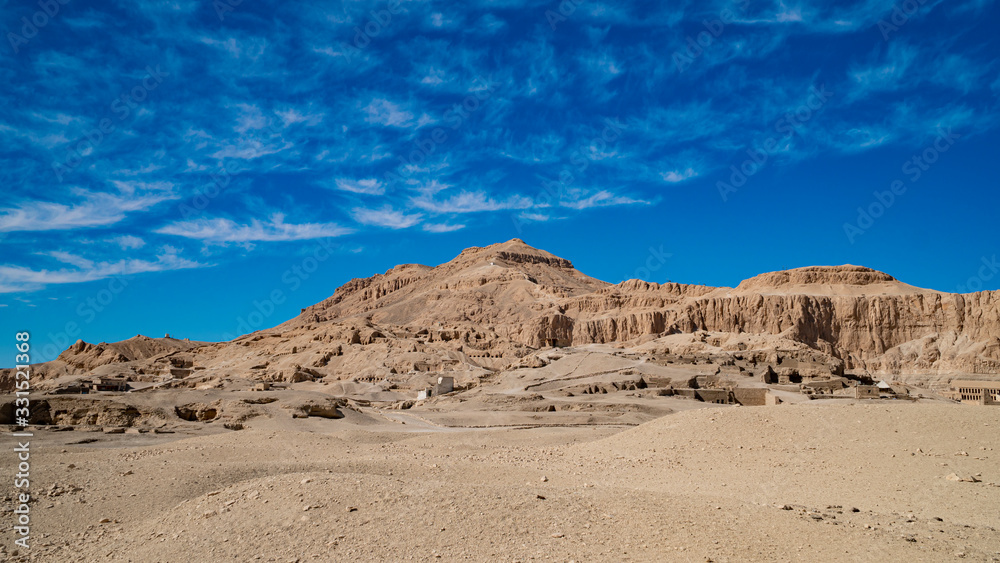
57,336 -> 205,371
523,314 -> 575,348
735,265 -> 898,291
314,263 -> 433,320
568,284 -> 1000,374
7,242 -> 1000,392
306,403 -> 342,419
174,403 -> 219,422
284,399 -> 344,419
0,398 -> 168,427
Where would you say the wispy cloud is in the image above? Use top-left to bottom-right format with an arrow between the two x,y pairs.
156,214 -> 353,243
276,107 -> 325,127
560,190 -> 647,210
0,250 -> 204,293
423,222 -> 465,233
333,178 -> 385,195
518,212 -> 551,223
44,251 -> 95,270
363,98 -> 431,128
661,168 -> 698,183
847,42 -> 919,98
0,188 -> 177,232
109,235 -> 146,250
351,205 -> 423,229
411,191 -> 534,214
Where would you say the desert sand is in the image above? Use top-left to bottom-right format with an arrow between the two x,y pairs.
2,402 -> 999,562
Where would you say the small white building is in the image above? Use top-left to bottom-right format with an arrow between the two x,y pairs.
417,388 -> 432,400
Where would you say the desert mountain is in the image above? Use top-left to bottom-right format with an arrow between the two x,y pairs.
285,238 -> 608,347
291,239 -> 1000,377
5,239 -> 999,395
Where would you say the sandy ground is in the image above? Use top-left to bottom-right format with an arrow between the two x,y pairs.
1,401 -> 998,562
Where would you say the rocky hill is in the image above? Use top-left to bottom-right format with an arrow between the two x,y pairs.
5,239 -> 999,393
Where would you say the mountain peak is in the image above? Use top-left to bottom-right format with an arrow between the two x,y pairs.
456,237 -> 533,255
454,239 -> 573,269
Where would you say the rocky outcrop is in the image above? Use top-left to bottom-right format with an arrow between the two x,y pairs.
0,398 -> 169,427
174,403 -> 219,422
566,269 -> 1000,376
492,249 -> 573,269
285,399 -> 344,419
58,340 -> 129,370
734,265 -> 897,292
331,264 -> 430,304
56,336 -> 205,371
523,313 -> 575,348
9,242 -> 999,394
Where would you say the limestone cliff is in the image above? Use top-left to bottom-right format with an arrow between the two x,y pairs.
288,246 -> 1000,378
566,268 -> 1000,376
13,241 -> 1000,393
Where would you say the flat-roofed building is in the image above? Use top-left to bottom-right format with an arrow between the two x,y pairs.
951,380 -> 1000,405
855,385 -> 880,399
92,377 -> 128,392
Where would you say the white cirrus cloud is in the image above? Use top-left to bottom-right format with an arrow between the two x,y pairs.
276,107 -> 325,127
422,222 -> 465,233
362,98 -> 433,128
661,168 -> 698,183
363,98 -> 415,127
560,190 -> 647,210
0,250 -> 205,293
109,235 -> 146,250
411,191 -> 534,214
210,139 -> 292,160
351,205 -> 423,229
156,214 -> 353,242
43,251 -> 94,270
333,178 -> 385,195
408,179 -> 451,196
518,212 -> 550,222
0,188 -> 177,232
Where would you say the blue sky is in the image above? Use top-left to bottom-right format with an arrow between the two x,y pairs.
1,0 -> 999,364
